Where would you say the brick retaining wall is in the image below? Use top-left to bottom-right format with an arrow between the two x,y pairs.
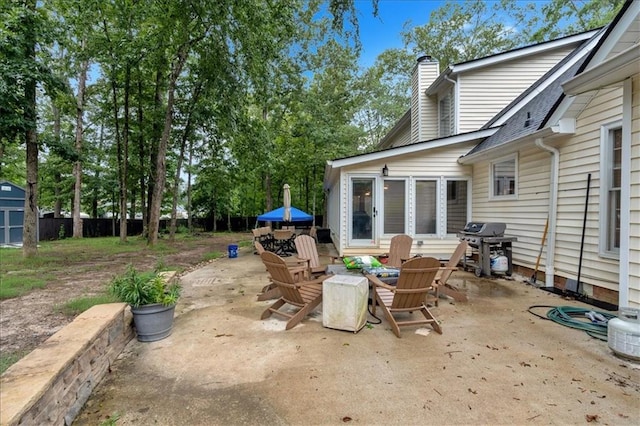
0,303 -> 134,426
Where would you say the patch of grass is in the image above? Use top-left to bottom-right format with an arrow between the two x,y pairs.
55,294 -> 119,316
100,412 -> 121,426
0,350 -> 31,375
0,275 -> 48,299
238,240 -> 253,248
202,251 -> 224,262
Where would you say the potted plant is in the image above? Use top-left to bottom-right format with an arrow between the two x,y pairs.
109,265 -> 181,342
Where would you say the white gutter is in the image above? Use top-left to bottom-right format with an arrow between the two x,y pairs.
535,138 -> 559,288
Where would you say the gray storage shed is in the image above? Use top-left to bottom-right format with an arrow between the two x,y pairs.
0,181 -> 27,246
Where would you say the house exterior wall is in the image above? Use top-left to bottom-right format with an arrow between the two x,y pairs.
458,47 -> 575,133
337,143 -> 475,258
553,87 -> 623,299
389,122 -> 412,147
628,74 -> 640,307
470,82 -> 636,306
469,145 -> 552,267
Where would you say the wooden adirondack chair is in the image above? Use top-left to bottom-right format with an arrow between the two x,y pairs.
260,251 -> 329,330
386,234 -> 413,268
433,241 -> 469,303
294,234 -> 329,277
367,256 -> 442,337
255,241 -> 308,301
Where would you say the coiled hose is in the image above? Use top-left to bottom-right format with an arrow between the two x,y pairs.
528,305 -> 616,341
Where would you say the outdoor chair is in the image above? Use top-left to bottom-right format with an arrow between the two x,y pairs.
293,234 -> 329,278
255,241 -> 308,301
386,234 -> 413,268
432,240 -> 469,303
367,256 -> 442,337
272,229 -> 296,256
260,251 -> 329,330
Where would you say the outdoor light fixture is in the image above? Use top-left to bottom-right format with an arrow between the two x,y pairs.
382,164 -> 389,177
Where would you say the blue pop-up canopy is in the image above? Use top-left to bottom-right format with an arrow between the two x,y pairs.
257,206 -> 313,222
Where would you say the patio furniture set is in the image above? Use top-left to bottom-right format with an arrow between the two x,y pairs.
256,233 -> 469,337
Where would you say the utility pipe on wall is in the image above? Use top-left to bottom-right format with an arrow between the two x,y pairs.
535,138 -> 559,288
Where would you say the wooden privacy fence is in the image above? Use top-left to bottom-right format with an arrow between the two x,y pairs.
38,216 -> 323,241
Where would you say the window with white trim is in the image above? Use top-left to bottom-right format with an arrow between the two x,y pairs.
601,124 -> 621,255
446,180 -> 468,233
414,180 -> 437,234
490,154 -> 517,198
383,179 -> 405,234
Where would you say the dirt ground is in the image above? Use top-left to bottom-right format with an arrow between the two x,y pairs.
0,233 -> 245,361
73,248 -> 640,425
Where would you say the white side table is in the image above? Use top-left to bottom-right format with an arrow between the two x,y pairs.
322,275 -> 369,332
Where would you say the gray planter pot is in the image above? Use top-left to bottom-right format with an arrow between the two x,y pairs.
131,303 -> 176,342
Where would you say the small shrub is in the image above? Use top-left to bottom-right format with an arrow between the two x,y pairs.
108,265 -> 181,308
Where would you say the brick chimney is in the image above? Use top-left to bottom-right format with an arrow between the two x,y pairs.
410,55 -> 439,143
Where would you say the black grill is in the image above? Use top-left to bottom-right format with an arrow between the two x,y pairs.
457,222 -> 517,277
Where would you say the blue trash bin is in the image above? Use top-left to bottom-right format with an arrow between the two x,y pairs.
228,244 -> 238,258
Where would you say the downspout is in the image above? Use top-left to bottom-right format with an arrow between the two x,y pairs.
444,74 -> 457,134
535,138 -> 558,288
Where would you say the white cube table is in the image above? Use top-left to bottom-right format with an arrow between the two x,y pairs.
322,275 -> 369,332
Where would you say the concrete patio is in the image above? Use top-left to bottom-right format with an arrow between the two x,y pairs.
73,246 -> 639,425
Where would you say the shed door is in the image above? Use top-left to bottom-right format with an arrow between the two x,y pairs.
0,209 -> 24,245
348,177 -> 377,247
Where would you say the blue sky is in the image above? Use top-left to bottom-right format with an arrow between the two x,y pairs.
356,0 -> 445,67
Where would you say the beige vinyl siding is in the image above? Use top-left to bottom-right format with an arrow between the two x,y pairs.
326,175 -> 342,249
471,146 -> 551,268
388,123 -> 412,147
411,61 -> 439,143
553,87 -> 624,295
338,143 -> 474,258
629,74 -> 640,308
458,48 -> 574,133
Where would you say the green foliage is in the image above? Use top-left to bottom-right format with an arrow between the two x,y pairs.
0,274 -> 47,300
55,294 -> 119,316
108,265 -> 181,308
99,413 -> 121,426
201,251 -> 224,262
0,350 -> 31,375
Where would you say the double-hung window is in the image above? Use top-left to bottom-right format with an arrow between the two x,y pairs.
600,123 -> 621,256
490,154 -> 517,199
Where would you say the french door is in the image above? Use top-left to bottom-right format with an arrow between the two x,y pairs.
349,177 -> 377,246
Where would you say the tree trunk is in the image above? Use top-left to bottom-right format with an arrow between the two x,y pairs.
148,47 -> 188,246
169,83 -> 200,241
186,139 -> 193,232
118,65 -> 131,241
137,73 -> 147,237
52,105 -> 62,218
146,68 -> 164,239
72,53 -> 89,238
23,0 -> 38,258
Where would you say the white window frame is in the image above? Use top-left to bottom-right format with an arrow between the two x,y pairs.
413,178 -> 439,237
489,153 -> 518,200
444,178 -> 471,236
381,178 -> 408,236
599,121 -> 622,259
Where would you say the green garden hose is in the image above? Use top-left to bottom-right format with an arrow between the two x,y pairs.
528,305 -> 616,341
